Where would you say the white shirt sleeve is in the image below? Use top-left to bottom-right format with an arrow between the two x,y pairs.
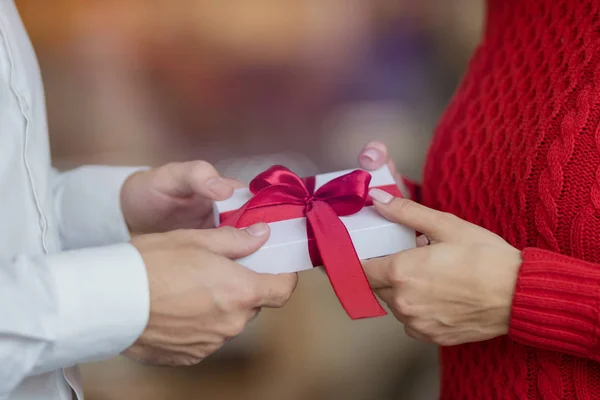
0,243 -> 149,397
51,166 -> 147,250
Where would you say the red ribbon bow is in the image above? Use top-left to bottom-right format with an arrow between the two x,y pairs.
219,165 -> 400,319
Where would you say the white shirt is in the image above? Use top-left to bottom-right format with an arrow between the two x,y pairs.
0,2 -> 150,399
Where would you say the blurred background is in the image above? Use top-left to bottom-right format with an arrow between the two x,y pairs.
15,0 -> 483,399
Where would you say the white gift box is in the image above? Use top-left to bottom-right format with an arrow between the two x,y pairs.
213,166 -> 416,274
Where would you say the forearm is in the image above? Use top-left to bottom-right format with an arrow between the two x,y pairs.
51,166 -> 144,249
509,248 -> 600,362
0,246 -> 149,396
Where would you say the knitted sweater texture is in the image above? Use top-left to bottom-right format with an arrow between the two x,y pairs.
421,0 -> 600,398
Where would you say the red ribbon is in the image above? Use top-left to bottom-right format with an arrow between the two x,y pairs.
219,165 -> 400,319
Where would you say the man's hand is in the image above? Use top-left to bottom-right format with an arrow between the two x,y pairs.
124,223 -> 298,366
121,161 -> 243,235
363,190 -> 521,347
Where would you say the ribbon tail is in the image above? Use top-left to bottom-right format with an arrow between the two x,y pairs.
306,201 -> 386,319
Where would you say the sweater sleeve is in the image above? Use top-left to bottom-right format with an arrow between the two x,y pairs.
509,248 -> 600,361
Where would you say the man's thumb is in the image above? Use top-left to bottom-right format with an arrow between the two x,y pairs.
191,223 -> 270,259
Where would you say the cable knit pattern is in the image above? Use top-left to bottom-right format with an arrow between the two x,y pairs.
420,0 -> 600,398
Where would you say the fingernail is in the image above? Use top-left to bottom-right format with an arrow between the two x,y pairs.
244,222 -> 269,236
207,177 -> 232,197
369,188 -> 394,204
416,235 -> 431,247
360,148 -> 382,162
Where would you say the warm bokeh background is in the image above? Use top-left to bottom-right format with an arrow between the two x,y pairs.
15,1 -> 483,399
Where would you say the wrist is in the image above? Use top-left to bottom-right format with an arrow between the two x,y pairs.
120,170 -> 147,236
495,248 -> 522,334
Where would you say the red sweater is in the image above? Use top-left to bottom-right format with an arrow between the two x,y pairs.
419,0 -> 600,398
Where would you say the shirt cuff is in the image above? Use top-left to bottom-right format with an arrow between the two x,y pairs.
509,248 -> 600,358
38,243 -> 149,371
53,166 -> 147,250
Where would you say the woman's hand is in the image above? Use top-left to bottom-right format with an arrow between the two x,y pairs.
358,140 -> 410,198
363,189 -> 522,346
